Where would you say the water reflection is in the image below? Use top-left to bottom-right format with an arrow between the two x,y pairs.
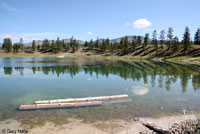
2,60 -> 200,92
132,86 -> 149,96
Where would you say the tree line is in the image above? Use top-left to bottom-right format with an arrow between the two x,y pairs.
1,27 -> 200,54
1,36 -> 80,53
86,27 -> 200,55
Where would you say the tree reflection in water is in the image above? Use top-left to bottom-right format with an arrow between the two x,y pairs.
3,60 -> 200,92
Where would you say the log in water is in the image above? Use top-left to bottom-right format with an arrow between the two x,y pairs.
19,101 -> 103,110
34,94 -> 128,104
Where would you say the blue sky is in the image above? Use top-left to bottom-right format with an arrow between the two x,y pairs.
0,0 -> 199,43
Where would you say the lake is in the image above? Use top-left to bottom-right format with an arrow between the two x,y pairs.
0,57 -> 200,126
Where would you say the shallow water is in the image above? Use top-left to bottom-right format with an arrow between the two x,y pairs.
0,57 -> 200,125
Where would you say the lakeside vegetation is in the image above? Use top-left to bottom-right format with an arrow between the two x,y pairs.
0,27 -> 200,60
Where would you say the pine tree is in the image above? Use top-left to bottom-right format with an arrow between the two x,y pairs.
61,39 -> 65,51
167,27 -> 174,49
71,39 -> 79,52
56,37 -> 62,52
133,36 -> 137,43
194,28 -> 200,45
173,36 -> 179,52
89,39 -> 94,51
95,37 -> 100,48
101,39 -> 106,52
131,40 -> 136,52
13,43 -> 17,52
37,44 -> 40,51
183,27 -> 191,51
19,38 -> 24,52
3,38 -> 12,52
66,43 -> 70,52
32,40 -> 36,52
70,36 -> 73,47
42,39 -> 45,52
13,43 -> 20,52
42,39 -> 50,52
152,30 -> 158,51
63,43 -> 67,52
159,30 -> 165,49
124,36 -> 129,53
113,42 -> 118,51
51,40 -> 56,53
144,33 -> 149,49
74,40 -> 80,51
132,36 -> 137,51
105,38 -> 110,50
120,38 -> 124,49
110,42 -> 114,54
137,36 -> 142,46
84,41 -> 88,47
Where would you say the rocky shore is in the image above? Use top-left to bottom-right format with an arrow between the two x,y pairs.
131,114 -> 200,134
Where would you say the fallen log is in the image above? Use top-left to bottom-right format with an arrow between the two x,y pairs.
19,101 -> 103,110
34,94 -> 128,104
103,98 -> 132,105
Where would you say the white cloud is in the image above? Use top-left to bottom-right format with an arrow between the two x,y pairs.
133,19 -> 152,28
1,34 -> 38,42
87,32 -> 93,35
87,77 -> 92,81
132,86 -> 149,96
0,1 -> 19,12
0,32 -> 68,42
126,22 -> 130,26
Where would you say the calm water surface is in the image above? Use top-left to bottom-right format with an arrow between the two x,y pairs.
0,57 -> 200,125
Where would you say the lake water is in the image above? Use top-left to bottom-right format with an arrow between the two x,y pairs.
0,57 -> 200,126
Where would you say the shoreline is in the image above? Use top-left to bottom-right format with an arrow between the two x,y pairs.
0,52 -> 200,65
0,114 -> 199,134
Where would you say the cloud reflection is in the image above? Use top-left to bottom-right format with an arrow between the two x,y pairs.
87,77 -> 92,81
132,86 -> 149,96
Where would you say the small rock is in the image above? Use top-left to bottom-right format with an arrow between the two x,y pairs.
133,117 -> 139,121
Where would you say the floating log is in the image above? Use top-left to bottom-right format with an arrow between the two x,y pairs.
103,98 -> 132,105
34,94 -> 128,104
19,101 -> 103,110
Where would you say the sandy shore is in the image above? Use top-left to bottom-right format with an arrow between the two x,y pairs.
0,114 -> 199,134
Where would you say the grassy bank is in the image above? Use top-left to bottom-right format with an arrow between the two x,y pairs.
0,46 -> 200,65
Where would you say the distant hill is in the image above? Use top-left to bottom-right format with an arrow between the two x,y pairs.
98,35 -> 144,43
25,40 -> 43,46
25,39 -> 85,46
63,39 -> 84,45
112,35 -> 144,42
